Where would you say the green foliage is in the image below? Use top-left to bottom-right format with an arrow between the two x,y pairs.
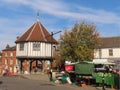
60,22 -> 100,62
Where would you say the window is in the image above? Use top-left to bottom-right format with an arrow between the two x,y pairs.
99,49 -> 102,58
10,52 -> 13,57
20,43 -> 24,51
33,42 -> 40,51
109,49 -> 113,56
16,59 -> 18,65
10,59 -> 13,65
5,52 -> 8,57
10,67 -> 12,72
5,59 -> 8,65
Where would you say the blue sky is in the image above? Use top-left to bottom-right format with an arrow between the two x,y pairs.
0,0 -> 120,51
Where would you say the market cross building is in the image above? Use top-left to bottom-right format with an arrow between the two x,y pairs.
15,21 -> 58,74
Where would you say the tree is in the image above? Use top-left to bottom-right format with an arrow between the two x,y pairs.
60,22 -> 100,62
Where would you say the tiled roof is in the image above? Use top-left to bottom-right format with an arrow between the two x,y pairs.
100,36 -> 120,48
15,21 -> 57,43
2,46 -> 16,51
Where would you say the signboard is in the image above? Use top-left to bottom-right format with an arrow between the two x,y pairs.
65,65 -> 74,71
75,63 -> 94,75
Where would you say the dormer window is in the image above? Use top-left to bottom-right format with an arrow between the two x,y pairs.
33,42 -> 40,51
20,43 -> 24,51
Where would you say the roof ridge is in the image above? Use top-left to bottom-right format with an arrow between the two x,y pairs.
26,22 -> 37,41
38,22 -> 47,41
15,21 -> 57,43
101,36 -> 120,38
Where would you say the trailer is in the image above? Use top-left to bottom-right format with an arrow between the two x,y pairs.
75,63 -> 94,75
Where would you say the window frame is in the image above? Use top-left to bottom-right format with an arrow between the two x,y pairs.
10,52 -> 13,57
19,43 -> 24,51
5,59 -> 8,65
10,59 -> 13,65
33,42 -> 40,51
109,49 -> 113,56
5,52 -> 8,57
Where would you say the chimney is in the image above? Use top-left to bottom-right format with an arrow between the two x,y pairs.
6,44 -> 10,49
16,36 -> 20,39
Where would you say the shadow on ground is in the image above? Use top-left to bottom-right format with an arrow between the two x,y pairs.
0,81 -> 3,84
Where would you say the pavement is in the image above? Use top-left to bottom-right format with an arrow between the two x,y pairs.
20,73 -> 50,82
11,73 -> 115,90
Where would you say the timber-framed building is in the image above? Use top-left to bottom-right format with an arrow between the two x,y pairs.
15,21 -> 57,73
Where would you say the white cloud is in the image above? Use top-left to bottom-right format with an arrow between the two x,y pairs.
77,6 -> 120,24
0,16 -> 34,51
2,0 -> 120,25
0,0 -> 120,50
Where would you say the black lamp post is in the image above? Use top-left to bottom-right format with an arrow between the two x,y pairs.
50,31 -> 61,81
50,31 -> 61,65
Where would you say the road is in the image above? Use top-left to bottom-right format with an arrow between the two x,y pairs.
0,76 -> 82,90
0,76 -> 113,90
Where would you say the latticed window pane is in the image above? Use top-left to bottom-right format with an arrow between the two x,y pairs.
33,42 -> 40,51
109,49 -> 113,56
20,43 -> 24,51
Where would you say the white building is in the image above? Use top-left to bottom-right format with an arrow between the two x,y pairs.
94,36 -> 120,64
15,21 -> 58,73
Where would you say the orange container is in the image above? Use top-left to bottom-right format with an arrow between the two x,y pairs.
81,83 -> 86,87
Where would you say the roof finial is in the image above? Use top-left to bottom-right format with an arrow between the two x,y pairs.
37,10 -> 40,22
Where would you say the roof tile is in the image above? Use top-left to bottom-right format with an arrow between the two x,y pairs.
100,36 -> 120,48
15,21 -> 57,43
